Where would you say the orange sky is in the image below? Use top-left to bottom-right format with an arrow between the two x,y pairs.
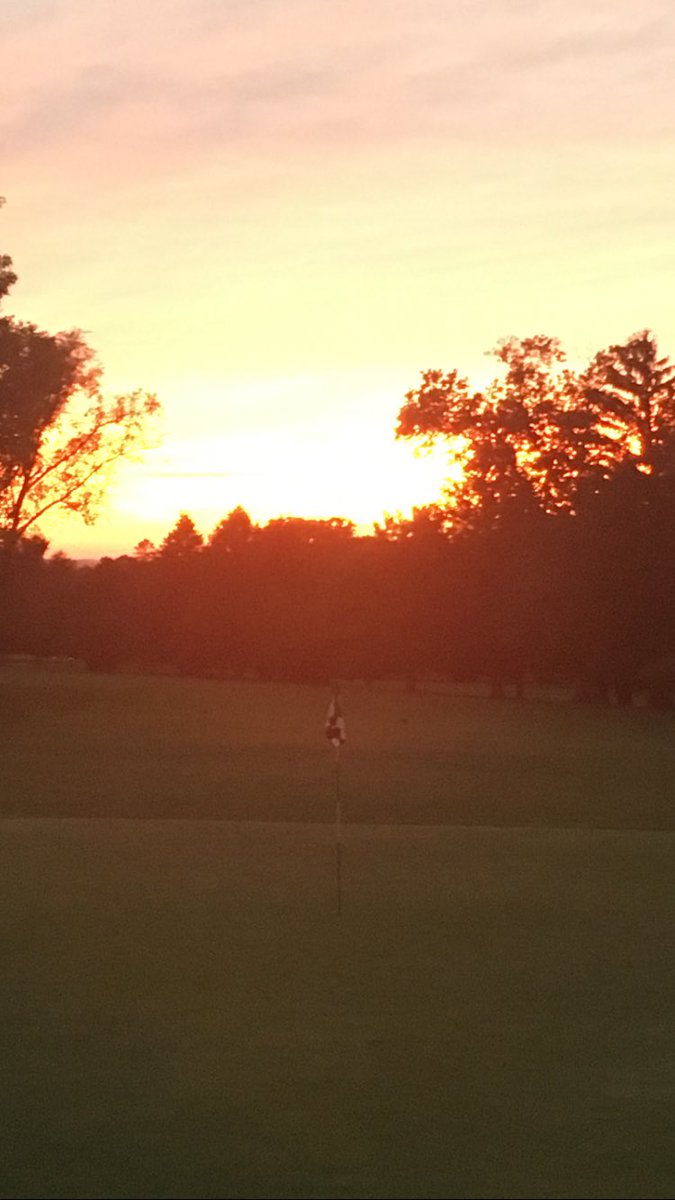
3,0 -> 675,556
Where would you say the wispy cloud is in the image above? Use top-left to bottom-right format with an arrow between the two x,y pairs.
4,2 -> 675,402
4,0 -> 675,179
2,65 -> 157,153
0,0 -> 61,35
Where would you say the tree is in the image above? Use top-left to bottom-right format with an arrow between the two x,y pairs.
396,336 -> 654,697
397,337 -> 583,530
0,214 -> 159,548
0,199 -> 17,303
262,516 -> 355,545
0,322 -> 159,543
582,330 -> 675,476
159,513 -> 203,557
0,255 -> 16,304
208,506 -> 256,554
374,505 -> 447,541
396,335 -> 633,530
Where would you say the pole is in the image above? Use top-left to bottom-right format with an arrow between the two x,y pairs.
335,744 -> 343,915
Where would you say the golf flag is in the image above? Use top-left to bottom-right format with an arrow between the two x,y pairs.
326,689 -> 346,914
325,694 -> 346,748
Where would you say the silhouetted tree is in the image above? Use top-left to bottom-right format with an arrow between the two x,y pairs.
0,200 -> 17,303
395,332 -> 675,701
396,335 -> 628,529
397,337 -> 584,530
159,514 -> 203,558
582,331 -> 675,476
0,213 -> 159,549
208,507 -> 256,555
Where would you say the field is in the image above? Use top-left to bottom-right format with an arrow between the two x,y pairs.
2,664 -> 675,827
1,666 -> 674,1198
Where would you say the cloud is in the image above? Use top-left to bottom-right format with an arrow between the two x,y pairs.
497,17 -> 671,72
3,0 -> 675,183
193,0 -> 290,32
4,0 -> 675,361
0,0 -> 61,35
1,65 -> 157,153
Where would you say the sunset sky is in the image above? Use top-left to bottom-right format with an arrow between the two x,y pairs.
3,0 -> 675,556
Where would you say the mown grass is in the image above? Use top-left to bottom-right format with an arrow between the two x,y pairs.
1,666 -> 674,1197
0,664 -> 674,827
1,819 -> 674,1199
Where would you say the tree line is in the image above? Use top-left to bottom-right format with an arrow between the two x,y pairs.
2,473 -> 674,706
2,208 -> 675,705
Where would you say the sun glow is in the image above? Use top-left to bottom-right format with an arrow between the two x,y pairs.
115,427 -> 452,532
38,378 -> 454,556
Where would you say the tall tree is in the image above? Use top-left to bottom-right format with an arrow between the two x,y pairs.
396,334 -> 651,530
397,336 -> 588,530
582,330 -> 675,476
0,215 -> 159,547
208,507 -> 256,554
159,513 -> 204,557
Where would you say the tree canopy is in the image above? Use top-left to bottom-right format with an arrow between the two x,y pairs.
397,332 -> 675,530
0,212 -> 159,549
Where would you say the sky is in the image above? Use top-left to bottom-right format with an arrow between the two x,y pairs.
2,0 -> 675,556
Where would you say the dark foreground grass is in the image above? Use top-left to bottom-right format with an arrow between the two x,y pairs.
1,819 -> 674,1199
1,665 -> 675,827
2,668 -> 674,1196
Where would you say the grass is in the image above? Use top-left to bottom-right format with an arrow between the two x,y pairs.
1,819 -> 674,1199
1,664 -> 675,827
1,666 -> 674,1197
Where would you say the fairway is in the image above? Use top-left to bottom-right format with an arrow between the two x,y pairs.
1,818 -> 674,1199
1,666 -> 675,1198
1,664 -> 675,828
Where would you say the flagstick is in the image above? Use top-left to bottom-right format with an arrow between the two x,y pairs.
334,744 -> 343,916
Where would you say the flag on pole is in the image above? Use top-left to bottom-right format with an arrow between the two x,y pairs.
326,689 -> 346,915
325,694 -> 346,748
